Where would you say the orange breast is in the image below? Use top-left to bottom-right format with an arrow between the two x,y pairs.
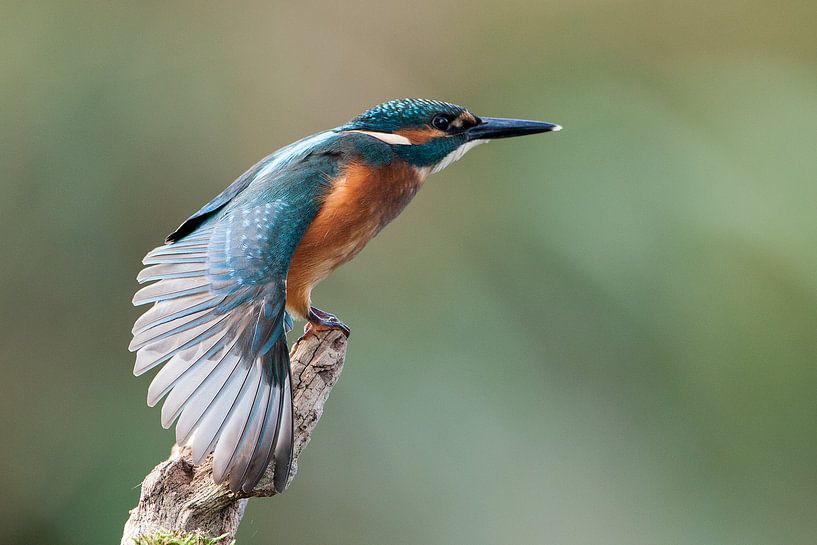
285,160 -> 425,318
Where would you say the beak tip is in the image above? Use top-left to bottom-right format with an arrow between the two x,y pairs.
550,124 -> 563,132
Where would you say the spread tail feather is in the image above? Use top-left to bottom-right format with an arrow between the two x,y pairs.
132,201 -> 312,493
142,302 -> 294,493
206,333 -> 294,493
132,253 -> 295,492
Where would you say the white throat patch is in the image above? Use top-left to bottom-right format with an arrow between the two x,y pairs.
347,130 -> 412,146
431,139 -> 487,174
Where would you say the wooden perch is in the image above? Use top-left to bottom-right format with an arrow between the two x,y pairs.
121,329 -> 348,545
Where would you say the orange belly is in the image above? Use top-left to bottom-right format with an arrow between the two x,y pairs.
285,160 -> 425,318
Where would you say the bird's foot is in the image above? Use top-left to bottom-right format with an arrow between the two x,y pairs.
305,307 -> 351,338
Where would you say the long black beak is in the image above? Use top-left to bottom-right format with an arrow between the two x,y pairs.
466,117 -> 562,141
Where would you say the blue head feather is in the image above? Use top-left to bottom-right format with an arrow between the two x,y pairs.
340,99 -> 472,168
342,98 -> 467,132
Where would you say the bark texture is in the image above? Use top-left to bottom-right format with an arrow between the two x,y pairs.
121,329 -> 348,545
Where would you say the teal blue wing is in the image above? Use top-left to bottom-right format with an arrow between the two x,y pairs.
130,135 -> 339,493
166,131 -> 339,243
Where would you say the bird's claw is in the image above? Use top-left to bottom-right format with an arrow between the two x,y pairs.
305,307 -> 351,338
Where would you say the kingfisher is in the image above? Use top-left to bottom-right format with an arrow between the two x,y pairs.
130,98 -> 560,494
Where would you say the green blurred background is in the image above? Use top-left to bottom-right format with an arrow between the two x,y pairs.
2,1 -> 817,543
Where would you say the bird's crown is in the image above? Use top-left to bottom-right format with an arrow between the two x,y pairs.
344,98 -> 469,133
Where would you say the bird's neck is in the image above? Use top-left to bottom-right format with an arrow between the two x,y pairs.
344,158 -> 428,226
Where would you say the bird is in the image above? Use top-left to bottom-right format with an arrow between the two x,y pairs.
130,98 -> 560,494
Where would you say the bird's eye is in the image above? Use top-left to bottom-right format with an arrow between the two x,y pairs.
431,114 -> 452,131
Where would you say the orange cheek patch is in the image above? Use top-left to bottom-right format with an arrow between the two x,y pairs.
394,128 -> 444,144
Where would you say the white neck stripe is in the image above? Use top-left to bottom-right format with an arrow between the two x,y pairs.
346,130 -> 412,146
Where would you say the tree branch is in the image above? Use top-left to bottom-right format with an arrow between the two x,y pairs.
121,329 -> 348,545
